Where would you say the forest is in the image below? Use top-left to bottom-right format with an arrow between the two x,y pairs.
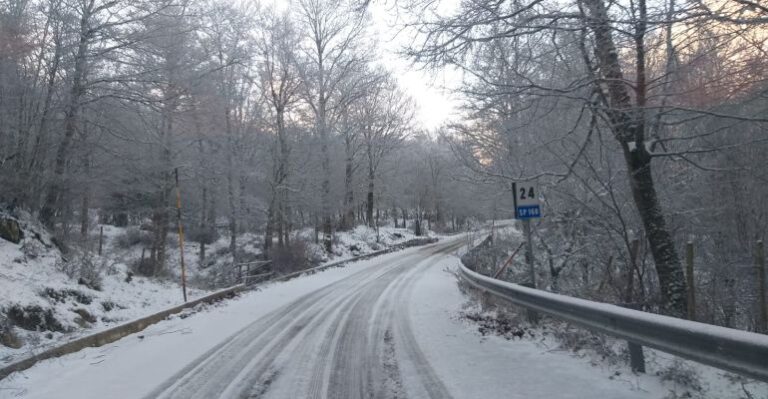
1,0 -> 767,335
0,0 -> 495,278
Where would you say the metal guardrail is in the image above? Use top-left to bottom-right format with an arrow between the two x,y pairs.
459,256 -> 768,383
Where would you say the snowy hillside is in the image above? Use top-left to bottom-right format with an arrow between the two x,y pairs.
0,213 -> 208,367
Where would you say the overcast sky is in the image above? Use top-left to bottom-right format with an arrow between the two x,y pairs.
266,0 -> 461,130
368,2 -> 461,130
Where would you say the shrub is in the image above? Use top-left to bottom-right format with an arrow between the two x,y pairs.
5,304 -> 65,332
115,227 -> 152,249
55,252 -> 104,291
187,227 -> 219,245
132,256 -> 157,277
20,239 -> 46,260
77,253 -> 104,291
270,240 -> 311,274
656,360 -> 702,393
304,243 -> 327,264
214,245 -> 230,257
41,287 -> 93,305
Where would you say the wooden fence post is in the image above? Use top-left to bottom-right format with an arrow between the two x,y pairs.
686,241 -> 695,321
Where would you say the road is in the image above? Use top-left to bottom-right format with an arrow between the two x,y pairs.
146,240 -> 464,399
0,238 -> 671,399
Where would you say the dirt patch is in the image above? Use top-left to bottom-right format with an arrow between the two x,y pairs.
458,310 -> 535,340
0,317 -> 23,349
0,330 -> 23,349
0,216 -> 23,244
73,308 -> 97,324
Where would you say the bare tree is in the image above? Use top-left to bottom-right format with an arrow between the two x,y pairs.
199,0 -> 257,263
257,9 -> 302,255
40,0 -> 172,230
296,0 -> 369,252
358,74 -> 414,227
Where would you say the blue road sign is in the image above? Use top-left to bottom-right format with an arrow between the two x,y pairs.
516,205 -> 541,219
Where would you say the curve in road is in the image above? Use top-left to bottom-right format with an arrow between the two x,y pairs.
146,240 -> 464,399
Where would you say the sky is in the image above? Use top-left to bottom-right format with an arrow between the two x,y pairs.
367,1 -> 462,130
267,0 -> 462,131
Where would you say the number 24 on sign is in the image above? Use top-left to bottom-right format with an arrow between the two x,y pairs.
512,182 -> 542,220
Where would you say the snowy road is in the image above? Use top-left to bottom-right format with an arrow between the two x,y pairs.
0,238 -> 669,398
145,241 -> 462,399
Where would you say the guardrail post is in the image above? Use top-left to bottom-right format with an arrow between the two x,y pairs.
628,341 -> 646,373
622,303 -> 645,373
519,282 -> 540,324
522,221 -> 539,324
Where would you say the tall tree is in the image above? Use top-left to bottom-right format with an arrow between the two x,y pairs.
258,9 -> 301,254
296,0 -> 368,251
358,74 -> 414,227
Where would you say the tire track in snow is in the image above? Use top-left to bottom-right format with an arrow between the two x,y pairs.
146,240 -> 464,399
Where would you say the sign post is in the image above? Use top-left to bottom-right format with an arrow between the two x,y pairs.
513,182 -> 541,324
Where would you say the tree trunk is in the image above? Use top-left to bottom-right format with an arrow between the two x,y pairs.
28,22 -> 62,209
320,110 -> 332,253
625,147 -> 686,314
79,154 -> 90,239
199,242 -> 206,265
264,194 -> 275,256
227,159 -> 238,264
282,194 -> 291,246
151,189 -> 169,276
224,100 -> 238,264
342,144 -> 355,230
277,199 -> 284,247
198,160 -> 208,267
314,213 -> 320,244
40,5 -> 91,228
584,0 -> 686,317
366,154 -> 375,227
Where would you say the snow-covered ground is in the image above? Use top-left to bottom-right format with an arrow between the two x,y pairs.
0,219 -> 208,367
295,224 -> 426,262
0,214 -> 429,368
2,236 -> 743,399
409,256 -> 674,399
